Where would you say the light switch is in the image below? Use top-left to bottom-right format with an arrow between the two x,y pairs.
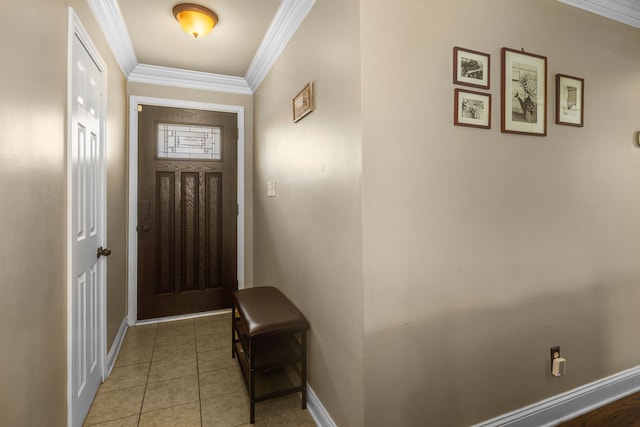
267,180 -> 276,197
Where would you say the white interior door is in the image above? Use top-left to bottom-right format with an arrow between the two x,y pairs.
69,12 -> 107,427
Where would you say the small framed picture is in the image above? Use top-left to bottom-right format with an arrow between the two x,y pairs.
454,88 -> 491,129
293,82 -> 314,122
453,47 -> 490,89
501,47 -> 547,136
556,74 -> 584,127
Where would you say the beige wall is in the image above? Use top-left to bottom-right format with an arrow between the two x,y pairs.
0,0 -> 127,425
127,82 -> 255,287
362,0 -> 640,425
253,0 -> 364,425
102,14 -> 129,349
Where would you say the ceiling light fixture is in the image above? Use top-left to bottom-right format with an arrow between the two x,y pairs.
173,3 -> 218,39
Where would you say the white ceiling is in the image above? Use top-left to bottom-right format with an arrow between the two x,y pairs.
119,0 -> 281,77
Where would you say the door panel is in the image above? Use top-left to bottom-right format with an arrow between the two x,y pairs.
137,105 -> 237,320
205,173 -> 223,289
71,32 -> 104,427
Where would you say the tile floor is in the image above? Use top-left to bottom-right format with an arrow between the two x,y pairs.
84,313 -> 316,427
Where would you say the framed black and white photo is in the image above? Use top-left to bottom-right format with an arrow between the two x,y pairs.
454,88 -> 491,129
453,47 -> 490,89
556,74 -> 584,127
501,47 -> 547,136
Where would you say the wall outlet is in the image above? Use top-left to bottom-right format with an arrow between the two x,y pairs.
550,346 -> 560,372
552,357 -> 566,377
549,345 -> 560,371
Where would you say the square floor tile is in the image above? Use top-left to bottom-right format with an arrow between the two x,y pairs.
138,400 -> 201,427
157,319 -> 194,330
196,329 -> 230,353
201,390 -> 259,427
198,348 -> 237,373
115,343 -> 154,367
148,354 -> 197,383
142,374 -> 199,413
122,325 -> 157,349
263,410 -> 316,427
152,336 -> 196,361
199,366 -> 245,400
196,316 -> 230,337
84,385 -> 145,426
156,319 -> 194,335
257,394 -> 303,419
155,326 -> 195,345
99,362 -> 149,393
86,415 -> 139,427
254,368 -> 296,398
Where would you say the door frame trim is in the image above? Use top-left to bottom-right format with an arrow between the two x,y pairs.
67,8 -> 108,427
127,96 -> 245,325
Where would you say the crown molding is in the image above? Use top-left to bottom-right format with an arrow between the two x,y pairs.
128,64 -> 253,95
86,0 -> 138,76
558,0 -> 640,28
88,0 -> 315,93
245,0 -> 317,92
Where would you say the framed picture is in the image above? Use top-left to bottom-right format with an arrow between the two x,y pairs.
501,48 -> 547,136
453,47 -> 490,89
293,82 -> 314,122
556,74 -> 584,127
454,88 -> 491,129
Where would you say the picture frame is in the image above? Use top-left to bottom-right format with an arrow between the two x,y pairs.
453,47 -> 490,89
501,47 -> 547,136
556,74 -> 584,127
293,82 -> 314,122
454,88 -> 491,129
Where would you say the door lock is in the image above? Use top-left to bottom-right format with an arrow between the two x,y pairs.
97,246 -> 112,259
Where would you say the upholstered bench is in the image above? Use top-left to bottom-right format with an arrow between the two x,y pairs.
231,286 -> 310,424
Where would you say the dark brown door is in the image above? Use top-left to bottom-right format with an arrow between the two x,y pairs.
137,105 -> 237,320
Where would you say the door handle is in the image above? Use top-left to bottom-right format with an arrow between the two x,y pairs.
97,246 -> 112,259
141,225 -> 150,232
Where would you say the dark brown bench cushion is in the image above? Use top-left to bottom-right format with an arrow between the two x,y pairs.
233,286 -> 309,337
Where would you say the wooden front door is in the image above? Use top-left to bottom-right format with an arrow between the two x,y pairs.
137,105 -> 237,320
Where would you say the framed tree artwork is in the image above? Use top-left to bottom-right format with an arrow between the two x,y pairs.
454,88 -> 491,129
501,48 -> 547,136
556,74 -> 584,127
453,47 -> 490,89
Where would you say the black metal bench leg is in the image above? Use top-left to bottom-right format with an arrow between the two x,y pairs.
231,306 -> 236,359
250,341 -> 256,424
301,330 -> 307,409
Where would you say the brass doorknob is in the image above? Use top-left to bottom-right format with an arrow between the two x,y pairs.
97,246 -> 112,258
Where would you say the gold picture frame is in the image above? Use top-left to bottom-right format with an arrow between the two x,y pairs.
293,82 -> 314,122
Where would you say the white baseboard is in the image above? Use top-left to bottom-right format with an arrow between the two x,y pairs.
134,309 -> 231,326
474,365 -> 640,426
104,316 -> 128,379
307,385 -> 337,427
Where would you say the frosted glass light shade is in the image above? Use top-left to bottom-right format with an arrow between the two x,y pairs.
173,4 -> 218,38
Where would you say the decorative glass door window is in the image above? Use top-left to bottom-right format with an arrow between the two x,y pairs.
157,123 -> 221,160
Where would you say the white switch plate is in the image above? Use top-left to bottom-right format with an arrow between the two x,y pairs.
267,180 -> 276,197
